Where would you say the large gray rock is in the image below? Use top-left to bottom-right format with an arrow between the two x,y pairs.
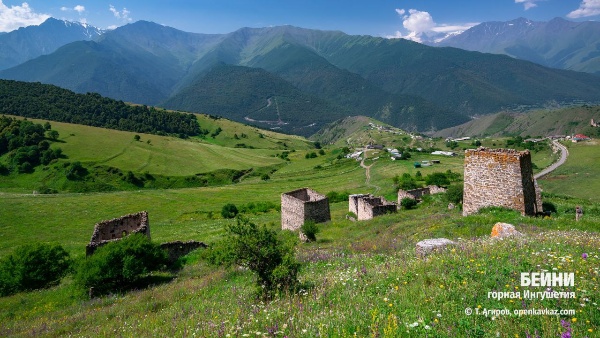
416,238 -> 456,258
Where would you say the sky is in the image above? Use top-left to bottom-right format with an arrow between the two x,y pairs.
1,0 -> 600,41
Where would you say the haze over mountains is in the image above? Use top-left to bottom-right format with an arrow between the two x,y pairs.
1,18 -> 600,136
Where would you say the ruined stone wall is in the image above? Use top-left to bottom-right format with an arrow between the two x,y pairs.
86,211 -> 150,255
281,188 -> 330,231
427,185 -> 447,194
160,241 -> 207,264
350,194 -> 397,221
398,187 -> 430,202
463,148 -> 540,216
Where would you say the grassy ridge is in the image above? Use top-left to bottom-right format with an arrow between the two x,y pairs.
434,106 -> 600,138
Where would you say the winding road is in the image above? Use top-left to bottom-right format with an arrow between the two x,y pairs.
535,140 -> 568,179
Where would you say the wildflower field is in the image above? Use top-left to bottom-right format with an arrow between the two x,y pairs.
1,195 -> 599,337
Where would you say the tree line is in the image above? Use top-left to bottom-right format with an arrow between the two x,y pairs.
0,80 -> 200,138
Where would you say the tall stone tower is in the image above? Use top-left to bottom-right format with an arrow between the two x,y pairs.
463,148 -> 541,216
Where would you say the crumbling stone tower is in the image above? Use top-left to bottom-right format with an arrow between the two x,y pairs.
281,188 -> 330,231
86,211 -> 150,255
463,148 -> 541,216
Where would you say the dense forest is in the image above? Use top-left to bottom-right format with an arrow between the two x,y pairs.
0,116 -> 63,174
0,80 -> 200,138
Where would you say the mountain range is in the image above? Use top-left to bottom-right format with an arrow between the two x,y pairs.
1,18 -> 600,135
435,17 -> 600,75
0,18 -> 103,71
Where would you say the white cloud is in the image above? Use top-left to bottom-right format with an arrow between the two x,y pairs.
0,1 -> 50,32
567,0 -> 600,18
389,8 -> 476,43
61,5 -> 85,14
515,0 -> 544,10
403,9 -> 435,34
109,5 -> 131,22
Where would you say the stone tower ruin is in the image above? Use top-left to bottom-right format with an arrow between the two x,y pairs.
86,211 -> 150,255
349,194 -> 397,221
463,148 -> 541,216
281,188 -> 330,231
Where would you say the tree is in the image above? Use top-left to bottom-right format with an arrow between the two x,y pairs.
46,130 -> 59,140
134,134 -> 141,141
205,217 -> 300,297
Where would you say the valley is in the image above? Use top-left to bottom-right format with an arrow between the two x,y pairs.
1,13 -> 600,337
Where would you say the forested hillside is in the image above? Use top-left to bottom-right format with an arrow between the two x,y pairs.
0,80 -> 199,138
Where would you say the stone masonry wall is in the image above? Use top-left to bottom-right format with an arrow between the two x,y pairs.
160,241 -> 207,264
463,148 -> 540,216
86,211 -> 150,255
350,194 -> 397,221
281,188 -> 330,231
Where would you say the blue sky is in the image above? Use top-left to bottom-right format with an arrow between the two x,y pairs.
1,0 -> 600,40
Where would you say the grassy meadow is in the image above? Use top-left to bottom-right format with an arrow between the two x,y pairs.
1,116 -> 599,337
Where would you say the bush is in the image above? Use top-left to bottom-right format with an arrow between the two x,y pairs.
326,191 -> 350,203
0,243 -> 72,296
301,221 -> 319,242
205,217 -> 300,298
425,172 -> 450,187
446,184 -> 464,204
221,203 -> 239,218
400,197 -> 418,210
65,161 -> 88,180
74,234 -> 167,295
394,173 -> 421,190
542,201 -> 557,214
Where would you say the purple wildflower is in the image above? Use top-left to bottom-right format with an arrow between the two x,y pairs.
582,253 -> 588,260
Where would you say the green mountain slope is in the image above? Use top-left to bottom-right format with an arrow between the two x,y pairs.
3,21 -> 600,133
162,64 -> 343,136
433,106 -> 600,138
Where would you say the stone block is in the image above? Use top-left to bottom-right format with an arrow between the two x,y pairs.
490,222 -> 522,238
416,238 -> 456,258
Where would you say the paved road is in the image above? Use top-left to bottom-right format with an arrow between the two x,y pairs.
535,140 -> 568,179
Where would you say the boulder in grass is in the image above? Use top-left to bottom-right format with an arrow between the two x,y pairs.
490,222 -> 522,239
416,238 -> 456,258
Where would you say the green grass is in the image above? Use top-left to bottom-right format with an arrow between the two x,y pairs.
1,195 -> 599,337
538,141 -> 600,201
0,118 -> 598,337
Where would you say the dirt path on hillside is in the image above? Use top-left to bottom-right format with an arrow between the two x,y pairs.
535,140 -> 569,179
360,147 -> 381,194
